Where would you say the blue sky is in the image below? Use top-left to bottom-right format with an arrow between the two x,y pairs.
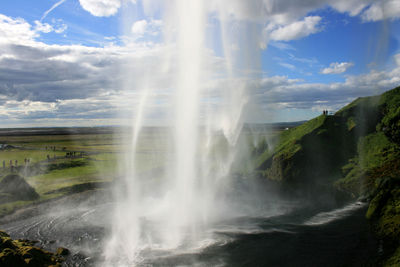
0,0 -> 399,126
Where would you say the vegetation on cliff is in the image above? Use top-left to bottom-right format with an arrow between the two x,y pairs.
255,86 -> 400,197
0,230 -> 65,266
255,86 -> 400,265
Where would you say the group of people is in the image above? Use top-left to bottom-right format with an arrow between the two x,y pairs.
65,151 -> 84,158
322,110 -> 329,115
2,158 -> 31,171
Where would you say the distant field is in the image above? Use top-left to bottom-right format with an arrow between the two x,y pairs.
0,126 -> 279,217
0,129 -> 128,216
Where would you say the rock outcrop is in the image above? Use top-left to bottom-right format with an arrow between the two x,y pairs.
0,174 -> 39,203
0,230 -> 64,266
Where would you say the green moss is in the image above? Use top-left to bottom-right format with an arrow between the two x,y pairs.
384,245 -> 400,267
0,232 -> 63,266
334,164 -> 364,197
255,115 -> 327,170
377,188 -> 400,239
366,189 -> 388,219
347,117 -> 356,131
358,132 -> 396,169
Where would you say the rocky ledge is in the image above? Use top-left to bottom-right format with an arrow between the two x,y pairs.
0,230 -> 68,266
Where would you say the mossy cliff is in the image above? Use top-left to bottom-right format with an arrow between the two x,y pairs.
0,230 -> 66,266
255,86 -> 400,265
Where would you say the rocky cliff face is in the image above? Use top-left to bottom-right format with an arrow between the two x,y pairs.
256,86 -> 399,196
255,86 -> 400,265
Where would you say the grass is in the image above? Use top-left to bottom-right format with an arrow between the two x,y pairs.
0,129 -> 175,217
0,134 -> 125,152
255,115 -> 327,169
0,133 -> 121,216
358,132 -> 397,169
0,150 -> 65,165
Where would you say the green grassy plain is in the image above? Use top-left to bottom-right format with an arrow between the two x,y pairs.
0,131 -> 145,216
0,127 -> 274,217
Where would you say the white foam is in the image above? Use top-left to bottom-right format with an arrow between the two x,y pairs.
303,202 -> 366,226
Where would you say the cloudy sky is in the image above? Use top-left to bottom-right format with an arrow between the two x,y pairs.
0,0 -> 399,127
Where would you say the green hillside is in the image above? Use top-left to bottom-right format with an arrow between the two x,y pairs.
255,86 -> 400,265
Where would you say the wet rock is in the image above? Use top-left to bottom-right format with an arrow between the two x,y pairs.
0,248 -> 26,266
0,230 -> 64,266
0,231 -> 10,238
56,247 -> 70,256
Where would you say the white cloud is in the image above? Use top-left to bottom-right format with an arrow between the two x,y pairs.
279,62 -> 296,70
54,23 -> 68,34
269,41 -> 296,51
0,14 -> 37,44
79,0 -> 121,17
255,55 -> 400,112
270,16 -> 322,41
0,3 -> 399,126
34,20 -> 67,35
329,0 -> 369,16
34,21 -> 53,33
130,19 -> 162,39
361,0 -> 400,21
0,14 -> 171,125
131,20 -> 148,35
321,62 -> 354,74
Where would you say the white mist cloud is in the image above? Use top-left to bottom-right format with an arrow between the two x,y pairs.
270,16 -> 322,41
321,62 -> 354,74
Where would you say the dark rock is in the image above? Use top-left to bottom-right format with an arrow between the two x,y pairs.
0,231 -> 64,266
0,174 -> 39,203
0,248 -> 26,266
0,231 -> 10,238
56,247 -> 70,256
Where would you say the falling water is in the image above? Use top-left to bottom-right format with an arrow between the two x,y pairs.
104,1 -> 262,265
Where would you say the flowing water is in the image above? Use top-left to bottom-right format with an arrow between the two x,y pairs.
104,1 -> 261,265
0,190 -> 380,266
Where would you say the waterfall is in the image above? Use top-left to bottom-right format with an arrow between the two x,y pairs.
104,1 -> 262,265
